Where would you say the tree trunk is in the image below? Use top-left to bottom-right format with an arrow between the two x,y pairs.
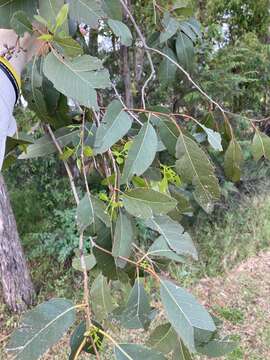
120,0 -> 134,108
120,45 -> 133,108
0,174 -> 35,312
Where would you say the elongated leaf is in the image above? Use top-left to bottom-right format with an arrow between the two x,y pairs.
102,0 -> 122,20
157,119 -> 179,156
53,36 -> 83,58
252,130 -> 270,160
147,323 -> 178,354
19,129 -> 79,159
160,279 -> 216,352
69,0 -> 105,28
72,254 -> 96,272
159,47 -> 178,85
175,130 -> 220,213
120,279 -> 152,330
176,32 -> 194,72
179,22 -> 197,42
69,320 -> 104,359
148,236 -> 186,263
6,299 -> 76,360
172,338 -> 193,360
122,188 -> 177,219
91,195 -> 111,227
112,210 -> 134,268
200,125 -> 222,151
108,19 -> 133,46
196,338 -> 237,357
224,139 -> 243,182
10,10 -> 32,36
121,122 -> 158,183
43,53 -> 111,110
115,343 -> 166,360
39,0 -> 67,30
94,100 -> 132,154
76,194 -> 94,231
77,193 -> 110,231
160,13 -> 179,43
0,0 -> 38,28
90,274 -> 115,322
145,215 -> 197,260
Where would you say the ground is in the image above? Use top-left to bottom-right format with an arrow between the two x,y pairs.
195,251 -> 270,359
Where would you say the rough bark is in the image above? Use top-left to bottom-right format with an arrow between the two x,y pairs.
0,174 -> 35,312
120,45 -> 134,108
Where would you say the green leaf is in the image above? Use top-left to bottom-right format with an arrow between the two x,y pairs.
94,100 -> 132,154
55,3 -> 69,30
112,210 -> 134,268
43,53 -> 111,110
176,32 -> 195,72
175,130 -> 220,213
146,215 -> 197,260
53,36 -> 83,58
72,254 -> 97,272
90,274 -> 115,322
76,194 -> 94,232
69,0 -> 105,29
160,278 -> 216,352
39,0 -> 66,30
252,130 -> 270,160
159,47 -> 178,85
121,122 -> 158,183
108,19 -> 133,46
5,134 -> 33,155
200,125 -> 223,152
0,0 -> 38,28
34,14 -> 49,27
102,0 -> 122,20
224,139 -> 243,182
148,237 -> 186,263
157,119 -> 179,156
120,279 -> 152,330
18,128 -> 79,159
10,11 -> 32,36
160,13 -> 179,43
77,193 -> 110,231
115,343 -> 166,360
196,338 -> 237,357
172,338 -> 193,360
147,323 -> 178,354
69,321 -> 104,359
91,195 -> 111,227
6,299 -> 76,360
122,188 -> 177,219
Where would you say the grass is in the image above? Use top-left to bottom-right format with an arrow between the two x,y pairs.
189,187 -> 270,280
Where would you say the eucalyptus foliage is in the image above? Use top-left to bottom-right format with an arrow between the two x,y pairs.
3,0 -> 267,359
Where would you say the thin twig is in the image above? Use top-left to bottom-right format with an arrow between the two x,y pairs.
46,125 -> 80,205
80,112 -> 101,360
112,84 -> 143,125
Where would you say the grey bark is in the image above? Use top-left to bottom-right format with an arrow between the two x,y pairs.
0,174 -> 35,312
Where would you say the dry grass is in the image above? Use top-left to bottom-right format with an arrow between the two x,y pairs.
194,251 -> 270,359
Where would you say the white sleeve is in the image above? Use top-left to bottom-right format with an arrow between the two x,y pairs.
0,69 -> 17,170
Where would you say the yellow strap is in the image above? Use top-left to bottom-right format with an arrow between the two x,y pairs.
0,56 -> 21,89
